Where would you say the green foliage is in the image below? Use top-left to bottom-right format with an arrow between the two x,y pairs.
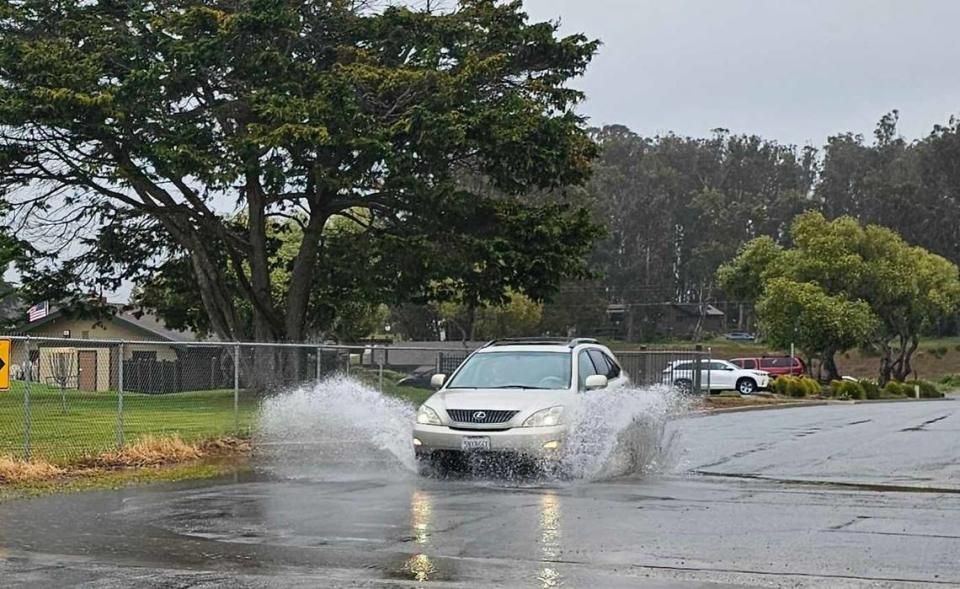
882,381 -> 911,398
907,380 -> 944,399
0,0 -> 602,342
721,210 -> 960,382
878,380 -> 942,398
931,346 -> 949,359
859,379 -> 881,400
939,374 -> 960,390
774,375 -> 820,398
756,278 -> 878,375
831,380 -> 866,400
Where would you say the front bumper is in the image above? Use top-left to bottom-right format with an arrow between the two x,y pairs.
412,423 -> 565,456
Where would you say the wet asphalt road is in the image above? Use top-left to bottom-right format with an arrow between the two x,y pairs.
1,401 -> 959,588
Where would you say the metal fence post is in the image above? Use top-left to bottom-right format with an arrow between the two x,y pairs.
234,344 -> 240,433
693,345 -> 703,394
707,347 -> 712,394
117,341 -> 125,449
378,347 -> 385,392
24,336 -> 31,461
316,346 -> 322,381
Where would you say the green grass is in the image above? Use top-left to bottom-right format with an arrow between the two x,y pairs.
351,367 -> 434,406
0,365 -> 438,467
1,381 -> 259,464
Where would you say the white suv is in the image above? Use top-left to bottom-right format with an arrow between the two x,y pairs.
662,359 -> 769,394
413,338 -> 629,471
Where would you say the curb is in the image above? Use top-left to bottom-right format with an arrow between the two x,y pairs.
695,396 -> 955,416
693,401 -> 831,416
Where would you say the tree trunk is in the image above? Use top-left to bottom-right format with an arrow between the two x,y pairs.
822,351 -> 841,382
878,342 -> 894,386
285,210 -> 328,342
892,334 -> 919,382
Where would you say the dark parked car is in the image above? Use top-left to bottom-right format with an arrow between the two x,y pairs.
729,356 -> 805,378
723,332 -> 756,341
397,366 -> 440,389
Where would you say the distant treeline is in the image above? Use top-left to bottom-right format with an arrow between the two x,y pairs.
539,112 -> 960,340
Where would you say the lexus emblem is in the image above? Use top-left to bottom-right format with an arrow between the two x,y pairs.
473,411 -> 487,421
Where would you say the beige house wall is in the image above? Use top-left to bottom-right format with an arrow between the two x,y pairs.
9,316 -> 181,387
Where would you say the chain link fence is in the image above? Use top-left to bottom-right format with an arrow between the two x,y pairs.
1,336 -> 707,464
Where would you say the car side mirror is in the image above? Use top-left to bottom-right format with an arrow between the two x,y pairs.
585,374 -> 608,390
430,374 -> 446,388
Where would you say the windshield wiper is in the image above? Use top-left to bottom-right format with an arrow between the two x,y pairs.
488,384 -> 550,390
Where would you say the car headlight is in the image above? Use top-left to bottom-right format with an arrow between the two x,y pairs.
522,406 -> 564,428
416,405 -> 442,426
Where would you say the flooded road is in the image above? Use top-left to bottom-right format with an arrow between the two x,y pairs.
1,400 -> 958,587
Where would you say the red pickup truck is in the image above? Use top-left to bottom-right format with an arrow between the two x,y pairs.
729,356 -> 806,378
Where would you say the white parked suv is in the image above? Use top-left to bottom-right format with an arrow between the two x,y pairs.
662,359 -> 769,394
413,338 -> 629,472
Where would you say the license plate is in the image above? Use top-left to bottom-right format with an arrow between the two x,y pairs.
461,436 -> 491,451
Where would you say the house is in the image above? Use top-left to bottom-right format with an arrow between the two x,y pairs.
654,303 -> 725,338
10,305 -> 210,392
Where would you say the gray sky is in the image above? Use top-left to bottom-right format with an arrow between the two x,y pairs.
523,0 -> 960,146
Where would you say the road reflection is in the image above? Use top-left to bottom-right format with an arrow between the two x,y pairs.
537,491 -> 564,588
403,489 -> 435,582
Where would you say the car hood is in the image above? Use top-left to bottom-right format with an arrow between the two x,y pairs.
426,388 -> 577,414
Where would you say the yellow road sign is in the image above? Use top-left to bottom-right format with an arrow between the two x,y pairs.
0,339 -> 9,390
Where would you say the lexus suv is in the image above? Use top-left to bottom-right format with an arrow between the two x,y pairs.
412,338 -> 629,472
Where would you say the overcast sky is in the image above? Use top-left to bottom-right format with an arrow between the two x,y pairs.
523,0 -> 960,147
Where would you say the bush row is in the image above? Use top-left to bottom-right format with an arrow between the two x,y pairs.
772,375 -> 821,398
828,379 -> 944,400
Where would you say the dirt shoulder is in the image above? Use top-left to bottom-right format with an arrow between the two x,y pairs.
0,436 -> 251,502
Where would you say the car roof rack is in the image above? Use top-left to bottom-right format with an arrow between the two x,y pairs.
482,337 -> 599,349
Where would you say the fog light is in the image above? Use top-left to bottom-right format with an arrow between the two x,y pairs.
542,440 -> 560,450
413,438 -> 422,447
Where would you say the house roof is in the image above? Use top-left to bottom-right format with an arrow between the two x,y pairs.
17,304 -> 203,342
670,303 -> 725,317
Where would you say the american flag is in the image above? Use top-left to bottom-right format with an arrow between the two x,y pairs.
27,301 -> 49,322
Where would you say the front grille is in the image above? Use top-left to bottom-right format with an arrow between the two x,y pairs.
447,409 -> 518,424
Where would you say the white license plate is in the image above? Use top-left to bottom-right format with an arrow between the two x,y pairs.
461,437 -> 491,451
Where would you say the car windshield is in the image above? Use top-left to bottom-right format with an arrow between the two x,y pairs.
446,351 -> 572,390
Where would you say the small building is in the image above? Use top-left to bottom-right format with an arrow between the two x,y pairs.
654,303 -> 725,339
10,306 -> 207,392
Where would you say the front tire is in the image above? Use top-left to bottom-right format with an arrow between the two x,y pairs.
737,378 -> 757,395
673,378 -> 693,394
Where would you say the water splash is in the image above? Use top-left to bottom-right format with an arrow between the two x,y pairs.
257,375 -> 417,476
256,376 -> 688,482
558,384 -> 689,481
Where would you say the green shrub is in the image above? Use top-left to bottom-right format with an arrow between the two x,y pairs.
859,379 -> 881,400
831,380 -> 866,400
772,376 -> 791,396
883,381 -> 909,398
777,376 -> 819,398
907,380 -> 944,399
939,374 -> 960,390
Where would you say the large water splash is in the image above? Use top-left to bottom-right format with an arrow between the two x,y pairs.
256,376 -> 688,481
559,385 -> 689,480
257,375 -> 418,476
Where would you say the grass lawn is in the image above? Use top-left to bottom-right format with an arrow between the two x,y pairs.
351,367 -> 434,406
1,381 -> 260,464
